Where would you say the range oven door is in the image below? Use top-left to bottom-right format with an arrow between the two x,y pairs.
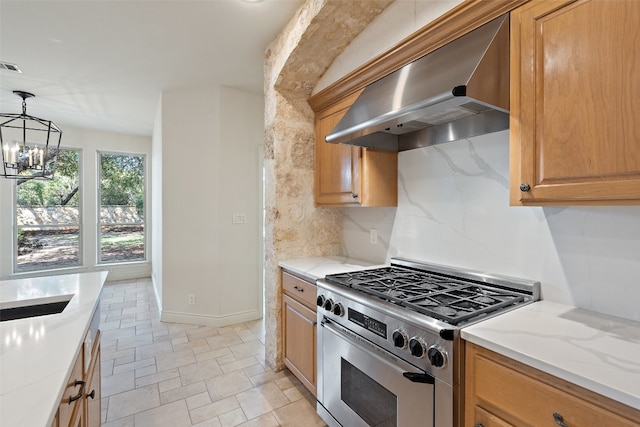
318,318 -> 435,427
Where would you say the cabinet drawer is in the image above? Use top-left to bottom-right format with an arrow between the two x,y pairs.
282,271 -> 316,310
472,350 -> 639,427
473,405 -> 513,427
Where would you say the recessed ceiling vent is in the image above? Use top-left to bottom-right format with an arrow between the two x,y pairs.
0,62 -> 22,73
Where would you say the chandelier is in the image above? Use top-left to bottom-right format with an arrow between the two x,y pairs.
1,90 -> 62,180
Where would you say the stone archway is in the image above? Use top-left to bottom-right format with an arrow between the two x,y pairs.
263,0 -> 392,369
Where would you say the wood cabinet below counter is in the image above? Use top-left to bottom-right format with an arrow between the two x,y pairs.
53,308 -> 101,427
464,342 -> 640,427
281,271 -> 317,396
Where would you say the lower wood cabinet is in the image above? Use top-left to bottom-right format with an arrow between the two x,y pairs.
57,344 -> 84,427
53,309 -> 101,427
281,271 -> 317,396
84,341 -> 101,427
465,342 -> 640,426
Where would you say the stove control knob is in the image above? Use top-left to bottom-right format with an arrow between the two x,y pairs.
427,345 -> 447,368
323,298 -> 334,312
332,302 -> 345,316
316,295 -> 326,308
392,330 -> 408,348
409,338 -> 426,358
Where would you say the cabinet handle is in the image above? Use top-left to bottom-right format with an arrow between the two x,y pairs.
553,412 -> 569,427
474,424 -> 485,427
68,380 -> 86,403
293,286 -> 304,292
520,183 -> 531,192
86,389 -> 96,400
352,193 -> 358,199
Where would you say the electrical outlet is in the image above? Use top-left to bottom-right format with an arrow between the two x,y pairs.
370,229 -> 378,244
188,294 -> 196,305
232,213 -> 247,224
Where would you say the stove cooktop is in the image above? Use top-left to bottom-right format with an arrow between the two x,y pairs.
325,266 -> 528,326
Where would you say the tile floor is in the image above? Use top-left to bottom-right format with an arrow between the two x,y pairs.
100,278 -> 327,427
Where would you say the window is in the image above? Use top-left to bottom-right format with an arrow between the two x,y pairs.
98,152 -> 145,263
15,148 -> 81,272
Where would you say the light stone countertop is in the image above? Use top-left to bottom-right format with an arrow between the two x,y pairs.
278,256 -> 384,282
461,300 -> 640,411
279,258 -> 640,411
0,271 -> 108,427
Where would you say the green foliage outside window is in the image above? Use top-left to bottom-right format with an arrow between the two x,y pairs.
100,154 -> 145,218
17,150 -> 80,206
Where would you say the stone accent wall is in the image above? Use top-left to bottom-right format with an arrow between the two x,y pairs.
263,0 -> 393,369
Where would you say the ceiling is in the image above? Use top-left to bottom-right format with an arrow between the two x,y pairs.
0,0 -> 304,137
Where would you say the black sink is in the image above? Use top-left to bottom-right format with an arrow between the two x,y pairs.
0,299 -> 71,322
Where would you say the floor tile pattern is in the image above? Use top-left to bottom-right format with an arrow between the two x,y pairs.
100,279 -> 326,426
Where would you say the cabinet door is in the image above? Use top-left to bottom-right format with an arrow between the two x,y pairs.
315,92 -> 362,206
510,0 -> 640,205
282,294 -> 317,395
70,408 -> 83,427
84,343 -> 101,427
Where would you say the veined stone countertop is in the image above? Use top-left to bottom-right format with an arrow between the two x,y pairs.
278,256 -> 383,281
461,300 -> 640,411
0,271 -> 108,427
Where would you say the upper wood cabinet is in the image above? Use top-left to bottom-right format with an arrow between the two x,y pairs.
314,91 -> 398,207
510,0 -> 640,205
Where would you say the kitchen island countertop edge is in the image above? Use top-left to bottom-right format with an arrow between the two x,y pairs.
0,271 -> 108,427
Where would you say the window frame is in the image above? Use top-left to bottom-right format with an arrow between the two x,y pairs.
96,150 -> 147,265
13,147 -> 84,274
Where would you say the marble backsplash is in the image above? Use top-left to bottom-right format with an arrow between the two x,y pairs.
342,130 -> 640,322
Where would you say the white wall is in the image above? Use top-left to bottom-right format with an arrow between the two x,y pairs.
151,97 -> 164,308
155,86 -> 263,326
313,0 -> 464,94
0,126 -> 152,281
323,1 -> 640,322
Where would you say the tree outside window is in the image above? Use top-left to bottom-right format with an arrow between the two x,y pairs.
15,149 -> 81,272
99,152 -> 145,263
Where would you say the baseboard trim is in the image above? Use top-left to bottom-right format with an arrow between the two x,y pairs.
160,309 -> 261,327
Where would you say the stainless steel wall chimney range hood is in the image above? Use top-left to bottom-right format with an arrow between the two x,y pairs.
325,15 -> 510,152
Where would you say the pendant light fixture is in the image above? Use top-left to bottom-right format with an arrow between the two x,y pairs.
1,90 -> 62,180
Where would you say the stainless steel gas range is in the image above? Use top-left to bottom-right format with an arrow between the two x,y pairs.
315,258 -> 540,427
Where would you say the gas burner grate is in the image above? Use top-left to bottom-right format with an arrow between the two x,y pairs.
326,266 -> 527,325
402,286 -> 525,325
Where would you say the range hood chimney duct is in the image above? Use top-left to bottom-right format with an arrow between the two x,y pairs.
325,15 -> 510,152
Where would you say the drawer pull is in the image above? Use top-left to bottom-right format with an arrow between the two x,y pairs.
293,286 -> 304,292
474,424 -> 485,427
68,380 -> 86,403
553,412 -> 569,427
86,389 -> 96,400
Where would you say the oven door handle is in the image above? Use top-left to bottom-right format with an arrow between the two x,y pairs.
402,372 -> 435,384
